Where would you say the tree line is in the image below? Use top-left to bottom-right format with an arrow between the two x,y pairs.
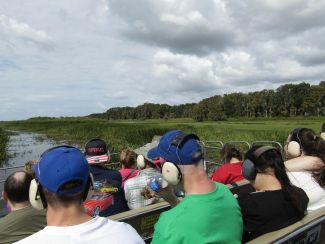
89,81 -> 325,121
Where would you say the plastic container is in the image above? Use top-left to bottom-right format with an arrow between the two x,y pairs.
149,176 -> 168,192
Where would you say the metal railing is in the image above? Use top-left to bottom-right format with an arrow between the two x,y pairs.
0,165 -> 25,183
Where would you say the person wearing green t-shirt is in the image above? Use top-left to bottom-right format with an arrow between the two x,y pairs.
148,130 -> 243,244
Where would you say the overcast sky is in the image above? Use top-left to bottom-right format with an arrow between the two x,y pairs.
1,0 -> 325,120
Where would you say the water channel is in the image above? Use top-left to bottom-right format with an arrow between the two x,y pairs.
0,131 -> 60,216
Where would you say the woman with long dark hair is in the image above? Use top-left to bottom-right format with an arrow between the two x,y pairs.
284,127 -> 325,211
238,146 -> 308,242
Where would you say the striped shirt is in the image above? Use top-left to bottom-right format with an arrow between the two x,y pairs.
124,168 -> 162,209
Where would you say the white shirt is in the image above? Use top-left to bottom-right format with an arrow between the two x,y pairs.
288,171 -> 325,211
15,216 -> 144,244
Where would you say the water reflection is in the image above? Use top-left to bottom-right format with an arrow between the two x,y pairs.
0,131 -> 61,193
0,131 -> 62,216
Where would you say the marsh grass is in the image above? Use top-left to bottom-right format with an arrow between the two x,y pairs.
0,128 -> 9,165
1,117 -> 323,165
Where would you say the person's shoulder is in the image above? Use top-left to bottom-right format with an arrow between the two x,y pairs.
155,205 -> 183,229
215,163 -> 229,171
124,176 -> 137,187
96,217 -> 144,242
0,213 -> 12,231
98,167 -> 122,179
292,185 -> 309,199
109,169 -> 122,178
237,191 -> 259,206
14,229 -> 44,243
214,182 -> 233,193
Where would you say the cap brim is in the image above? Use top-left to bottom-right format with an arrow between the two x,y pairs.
134,141 -> 159,161
86,154 -> 108,164
147,147 -> 160,160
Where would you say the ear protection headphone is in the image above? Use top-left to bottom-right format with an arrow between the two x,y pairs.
287,128 -> 305,158
162,132 -> 202,185
29,178 -> 47,210
162,162 -> 182,185
242,146 -> 281,181
136,154 -> 146,170
29,145 -> 94,210
320,132 -> 325,141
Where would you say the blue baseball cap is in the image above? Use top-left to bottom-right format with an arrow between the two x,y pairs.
147,130 -> 203,165
34,146 -> 90,195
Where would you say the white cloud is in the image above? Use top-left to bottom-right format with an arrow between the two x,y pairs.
153,50 -> 220,92
0,14 -> 53,49
0,0 -> 325,120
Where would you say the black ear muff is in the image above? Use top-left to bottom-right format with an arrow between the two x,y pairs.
287,128 -> 303,158
162,162 -> 182,185
29,179 -> 47,210
242,159 -> 257,181
242,146 -> 279,181
83,174 -> 95,201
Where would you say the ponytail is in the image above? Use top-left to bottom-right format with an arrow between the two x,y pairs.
259,150 -> 306,218
312,136 -> 325,187
272,160 -> 306,218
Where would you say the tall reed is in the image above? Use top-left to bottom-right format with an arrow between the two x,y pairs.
0,129 -> 9,166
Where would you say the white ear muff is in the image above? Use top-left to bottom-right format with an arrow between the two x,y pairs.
320,133 -> 325,141
287,141 -> 301,158
162,162 -> 181,185
137,154 -> 146,169
29,179 -> 44,210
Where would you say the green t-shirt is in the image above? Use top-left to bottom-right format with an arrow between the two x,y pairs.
152,183 -> 243,244
0,205 -> 46,244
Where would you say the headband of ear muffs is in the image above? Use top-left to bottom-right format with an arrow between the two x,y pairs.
242,146 -> 279,181
136,154 -> 146,170
162,162 -> 182,185
287,128 -> 304,158
161,132 -> 200,185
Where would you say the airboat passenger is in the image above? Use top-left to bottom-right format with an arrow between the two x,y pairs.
238,146 -> 308,242
211,144 -> 244,184
0,171 -> 46,244
284,128 -> 325,211
124,155 -> 162,209
24,160 -> 37,178
118,148 -> 139,187
16,146 -> 144,244
83,139 -> 128,217
148,130 -> 243,244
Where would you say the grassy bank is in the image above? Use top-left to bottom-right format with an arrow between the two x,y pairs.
1,117 -> 324,155
0,128 -> 9,165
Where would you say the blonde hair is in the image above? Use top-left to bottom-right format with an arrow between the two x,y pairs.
119,148 -> 136,168
24,160 -> 37,178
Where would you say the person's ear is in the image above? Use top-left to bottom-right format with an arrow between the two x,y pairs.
2,191 -> 8,202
